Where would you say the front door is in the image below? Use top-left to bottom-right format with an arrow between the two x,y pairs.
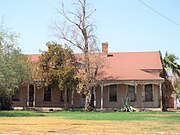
29,85 -> 34,107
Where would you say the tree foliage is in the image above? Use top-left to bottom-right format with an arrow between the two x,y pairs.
53,0 -> 101,111
0,24 -> 29,110
38,42 -> 76,90
160,51 -> 180,111
162,52 -> 180,77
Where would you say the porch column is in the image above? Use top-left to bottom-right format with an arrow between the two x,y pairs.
159,82 -> 162,108
100,84 -> 104,110
93,86 -> 96,108
71,84 -> 74,108
27,83 -> 29,107
142,84 -> 145,108
64,84 -> 68,109
135,84 -> 138,107
33,84 -> 36,107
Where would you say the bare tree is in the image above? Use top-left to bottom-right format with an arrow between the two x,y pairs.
53,0 -> 101,111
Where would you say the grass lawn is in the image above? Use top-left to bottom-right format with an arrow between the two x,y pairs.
47,111 -> 180,120
0,110 -> 180,134
0,110 -> 180,121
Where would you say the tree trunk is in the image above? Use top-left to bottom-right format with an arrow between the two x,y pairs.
83,43 -> 93,111
160,68 -> 173,111
71,84 -> 74,109
84,90 -> 92,111
162,78 -> 174,111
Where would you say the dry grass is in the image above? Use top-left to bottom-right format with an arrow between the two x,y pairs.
0,116 -> 180,135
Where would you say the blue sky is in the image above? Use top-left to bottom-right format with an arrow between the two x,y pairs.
0,0 -> 180,63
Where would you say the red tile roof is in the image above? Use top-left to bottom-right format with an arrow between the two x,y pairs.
100,51 -> 163,81
26,51 -> 163,81
26,54 -> 41,62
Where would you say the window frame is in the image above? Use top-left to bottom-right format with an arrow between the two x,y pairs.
127,85 -> 136,102
43,86 -> 52,102
145,84 -> 153,102
109,84 -> 118,102
60,91 -> 64,102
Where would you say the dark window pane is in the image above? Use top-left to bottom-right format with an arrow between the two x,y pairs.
109,85 -> 117,102
145,84 -> 153,102
60,91 -> 64,102
44,86 -> 51,101
128,85 -> 135,102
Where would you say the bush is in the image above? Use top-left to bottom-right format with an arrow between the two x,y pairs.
119,97 -> 136,112
0,94 -> 13,110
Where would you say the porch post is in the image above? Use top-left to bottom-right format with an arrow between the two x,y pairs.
142,84 -> 145,108
93,86 -> 96,108
33,84 -> 36,107
64,84 -> 67,109
159,82 -> 162,108
27,83 -> 29,107
135,84 -> 138,107
100,84 -> 104,110
71,84 -> 74,108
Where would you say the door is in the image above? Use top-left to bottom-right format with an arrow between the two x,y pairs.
29,85 -> 34,107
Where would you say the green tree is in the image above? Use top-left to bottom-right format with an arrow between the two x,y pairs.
53,0 -> 102,111
161,51 -> 180,111
0,24 -> 29,110
38,42 -> 76,109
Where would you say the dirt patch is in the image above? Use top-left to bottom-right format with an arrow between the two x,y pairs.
0,117 -> 180,135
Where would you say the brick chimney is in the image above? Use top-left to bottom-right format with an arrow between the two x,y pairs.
102,42 -> 108,56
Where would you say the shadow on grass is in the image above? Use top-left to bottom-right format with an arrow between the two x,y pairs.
0,110 -> 44,117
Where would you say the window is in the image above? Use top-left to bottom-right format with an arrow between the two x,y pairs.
60,91 -> 64,102
128,85 -> 135,102
44,86 -> 51,101
60,90 -> 69,102
145,84 -> 153,102
109,85 -> 117,102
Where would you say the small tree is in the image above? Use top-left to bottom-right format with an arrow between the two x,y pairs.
160,51 -> 180,111
53,0 -> 101,111
0,24 -> 29,110
38,42 -> 76,109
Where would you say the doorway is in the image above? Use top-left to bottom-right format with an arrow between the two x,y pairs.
29,85 -> 34,107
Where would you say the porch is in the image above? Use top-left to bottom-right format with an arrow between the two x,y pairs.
93,80 -> 163,109
12,80 -> 163,110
